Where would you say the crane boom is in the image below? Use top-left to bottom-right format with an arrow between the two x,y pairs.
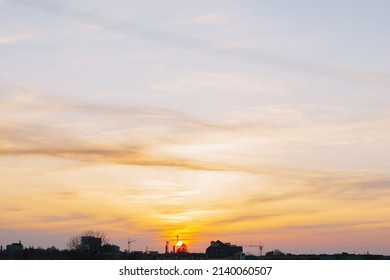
128,238 -> 136,253
241,243 -> 264,256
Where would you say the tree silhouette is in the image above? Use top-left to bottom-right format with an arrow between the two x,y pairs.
66,230 -> 109,250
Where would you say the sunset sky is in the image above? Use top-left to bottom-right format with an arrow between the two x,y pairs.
1,0 -> 390,254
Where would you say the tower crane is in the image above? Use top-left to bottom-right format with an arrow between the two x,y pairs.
242,242 -> 264,257
128,238 -> 136,253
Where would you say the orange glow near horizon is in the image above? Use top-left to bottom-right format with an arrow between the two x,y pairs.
2,152 -> 390,253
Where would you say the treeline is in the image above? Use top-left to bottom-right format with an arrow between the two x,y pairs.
0,246 -> 124,260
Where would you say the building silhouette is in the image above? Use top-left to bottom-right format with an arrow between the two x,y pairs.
206,240 -> 244,260
1,237 -> 389,260
4,240 -> 24,259
78,236 -> 102,253
6,240 -> 23,253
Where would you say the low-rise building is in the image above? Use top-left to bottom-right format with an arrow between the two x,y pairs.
206,240 -> 244,260
6,241 -> 23,253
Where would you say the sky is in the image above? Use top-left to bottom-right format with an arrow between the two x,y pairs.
1,0 -> 390,255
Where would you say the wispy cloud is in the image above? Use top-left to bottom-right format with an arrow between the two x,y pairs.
37,213 -> 93,223
1,91 -> 389,178
277,221 -> 381,232
1,88 -> 390,251
0,93 -> 247,172
0,34 -> 30,45
11,0 -> 390,87
187,13 -> 229,25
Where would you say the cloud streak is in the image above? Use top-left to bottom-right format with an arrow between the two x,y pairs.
1,91 -> 389,180
0,34 -> 31,45
11,0 -> 390,87
0,120 -> 354,179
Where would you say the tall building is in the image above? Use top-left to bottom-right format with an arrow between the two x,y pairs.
78,236 -> 102,253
